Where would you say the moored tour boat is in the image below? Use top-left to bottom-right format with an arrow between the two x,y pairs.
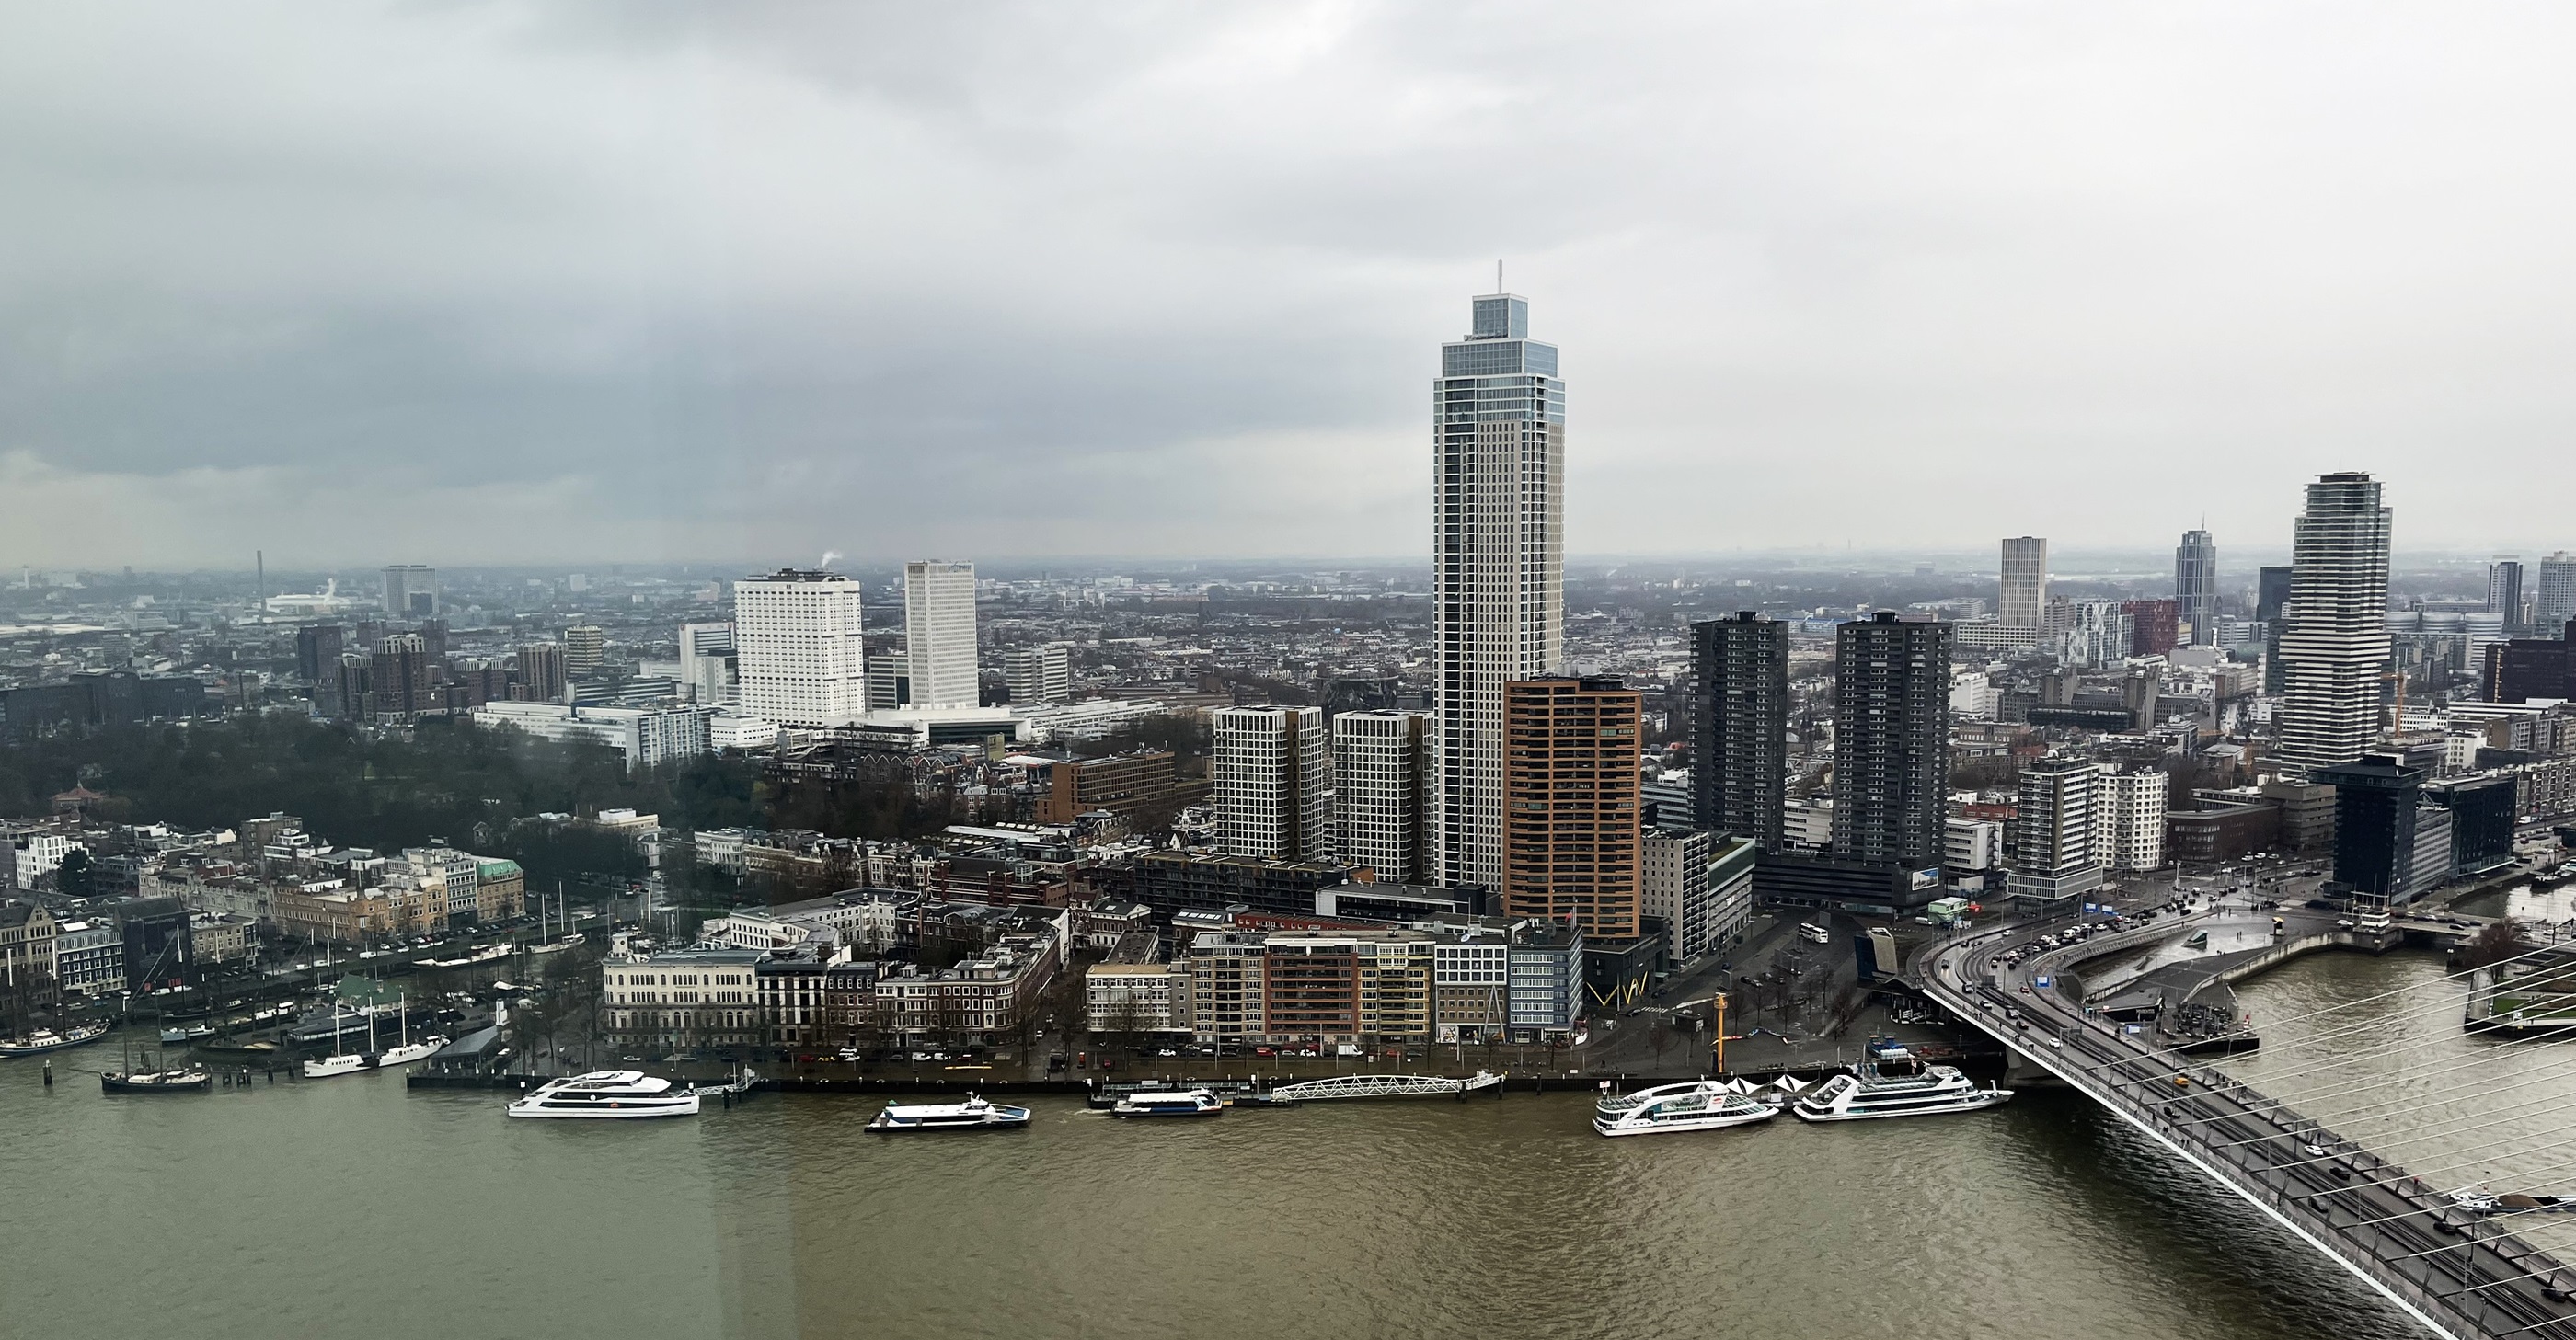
1112,1088 -> 1223,1118
867,1094 -> 1032,1131
507,1071 -> 700,1119
0,1025 -> 109,1057
1593,1081 -> 1780,1137
1792,1062 -> 2012,1123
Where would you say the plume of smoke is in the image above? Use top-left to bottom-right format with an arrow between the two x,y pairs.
818,550 -> 843,570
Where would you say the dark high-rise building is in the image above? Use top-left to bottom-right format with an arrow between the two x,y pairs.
417,617 -> 448,661
372,634 -> 432,718
294,624 -> 344,682
331,655 -> 373,722
2259,564 -> 2295,693
1689,613 -> 1788,852
2176,529 -> 2218,645
1502,676 -> 1641,939
2485,619 -> 2576,704
515,643 -> 568,703
1831,613 -> 1950,875
2424,774 -> 2518,875
2313,752 -> 2422,900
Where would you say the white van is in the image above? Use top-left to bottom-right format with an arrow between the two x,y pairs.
1798,922 -> 1832,945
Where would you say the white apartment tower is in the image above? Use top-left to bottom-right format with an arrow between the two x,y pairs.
2092,769 -> 2168,873
732,569 -> 868,727
2000,538 -> 2048,629
2007,756 -> 2104,905
1332,710 -> 1431,884
1004,644 -> 1072,707
1213,705 -> 1329,861
903,560 -> 980,710
1433,291 -> 1565,890
2277,473 -> 2394,773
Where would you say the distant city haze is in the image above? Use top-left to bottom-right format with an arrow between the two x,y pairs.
6,6 -> 2576,567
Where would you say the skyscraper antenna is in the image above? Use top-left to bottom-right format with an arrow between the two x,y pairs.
1497,259 -> 1504,293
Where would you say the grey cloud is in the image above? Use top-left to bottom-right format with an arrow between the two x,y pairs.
4,2 -> 2575,568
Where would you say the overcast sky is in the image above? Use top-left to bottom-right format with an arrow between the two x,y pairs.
6,3 -> 2574,570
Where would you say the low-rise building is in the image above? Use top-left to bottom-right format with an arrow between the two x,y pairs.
52,919 -> 124,996
1,901 -> 60,1005
188,913 -> 256,965
602,946 -> 765,1051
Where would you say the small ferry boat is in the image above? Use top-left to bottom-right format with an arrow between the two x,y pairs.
1112,1088 -> 1224,1118
102,1065 -> 212,1094
159,1024 -> 217,1044
866,1094 -> 1032,1131
1593,1081 -> 1780,1137
0,1025 -> 109,1057
1793,1062 -> 2012,1123
507,1071 -> 700,1119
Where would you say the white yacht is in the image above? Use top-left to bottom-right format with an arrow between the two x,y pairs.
301,996 -> 444,1078
1792,1063 -> 2012,1122
506,1071 -> 701,1119
1593,1081 -> 1780,1137
1111,1088 -> 1223,1119
866,1094 -> 1032,1131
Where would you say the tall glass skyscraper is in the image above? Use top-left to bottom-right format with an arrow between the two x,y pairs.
1434,292 -> 1565,891
2176,528 -> 2218,645
2277,473 -> 2393,773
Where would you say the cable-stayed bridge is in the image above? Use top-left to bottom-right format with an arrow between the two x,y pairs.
1917,917 -> 2576,1340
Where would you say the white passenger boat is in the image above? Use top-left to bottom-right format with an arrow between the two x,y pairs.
1792,1063 -> 2012,1122
507,1071 -> 700,1119
1593,1081 -> 1780,1137
0,1025 -> 109,1056
1112,1088 -> 1223,1118
1265,1071 -> 1504,1102
865,1094 -> 1032,1131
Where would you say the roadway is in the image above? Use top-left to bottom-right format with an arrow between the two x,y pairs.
1920,914 -> 2576,1340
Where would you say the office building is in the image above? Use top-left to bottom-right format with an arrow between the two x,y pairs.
515,643 -> 567,703
1032,751 -> 1188,826
1999,538 -> 2048,628
2313,753 -> 2428,900
2277,473 -> 2394,773
294,624 -> 343,683
2007,756 -> 2104,905
866,652 -> 909,711
2486,621 -> 2576,704
2124,599 -> 2179,658
560,624 -> 606,677
1003,644 -> 1072,706
1832,614 -> 1951,875
2490,559 -> 2528,633
1690,613 -> 1788,851
2177,529 -> 2218,645
382,565 -> 438,618
1213,705 -> 1328,861
733,569 -> 868,727
1501,676 -> 1641,939
2541,553 -> 2576,630
903,560 -> 980,710
1332,710 -> 1432,884
470,701 -> 711,773
1433,290 -> 1566,892
679,622 -> 738,706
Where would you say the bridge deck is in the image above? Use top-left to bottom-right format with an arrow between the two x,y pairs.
1919,921 -> 2576,1340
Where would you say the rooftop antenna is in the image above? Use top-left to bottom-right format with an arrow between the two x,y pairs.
1496,259 -> 1503,294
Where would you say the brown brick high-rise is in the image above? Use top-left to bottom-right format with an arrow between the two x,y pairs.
1503,676 -> 1642,938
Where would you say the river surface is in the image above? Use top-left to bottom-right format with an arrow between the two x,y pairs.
9,946 -> 2566,1340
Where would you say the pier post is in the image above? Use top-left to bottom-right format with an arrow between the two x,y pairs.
42,1059 -> 52,1087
